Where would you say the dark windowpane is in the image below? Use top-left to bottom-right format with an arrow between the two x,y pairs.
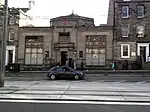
123,51 -> 128,56
45,51 -> 49,58
123,45 -> 128,56
59,32 -> 70,42
122,6 -> 129,18
137,5 -> 144,17
79,51 -> 83,58
59,32 -> 70,36
56,67 -> 63,71
64,67 -> 72,72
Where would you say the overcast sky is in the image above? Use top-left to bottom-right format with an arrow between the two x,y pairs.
1,0 -> 110,26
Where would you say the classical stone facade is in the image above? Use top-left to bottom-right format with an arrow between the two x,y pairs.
16,13 -> 113,70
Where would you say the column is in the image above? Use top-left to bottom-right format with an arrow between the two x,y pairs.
146,45 -> 149,62
12,47 -> 15,63
5,50 -> 8,66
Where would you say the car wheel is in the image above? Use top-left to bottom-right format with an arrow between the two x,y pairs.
74,75 -> 79,80
49,74 -> 56,80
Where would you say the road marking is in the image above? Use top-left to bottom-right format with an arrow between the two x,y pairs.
136,81 -> 147,84
0,99 -> 150,106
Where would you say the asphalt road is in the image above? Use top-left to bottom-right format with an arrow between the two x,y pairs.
5,72 -> 150,82
0,100 -> 150,112
0,80 -> 150,112
1,80 -> 150,102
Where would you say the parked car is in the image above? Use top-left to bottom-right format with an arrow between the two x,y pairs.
47,66 -> 84,80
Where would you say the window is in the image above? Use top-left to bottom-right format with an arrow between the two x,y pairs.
79,51 -> 83,58
122,6 -> 129,18
137,5 -> 145,18
9,17 -> 15,25
9,32 -> 15,41
86,48 -> 92,53
121,24 -> 130,37
56,67 -> 63,71
64,67 -> 72,72
121,44 -> 130,58
45,51 -> 49,58
137,25 -> 145,37
59,32 -> 70,42
25,36 -> 44,65
25,48 -> 43,65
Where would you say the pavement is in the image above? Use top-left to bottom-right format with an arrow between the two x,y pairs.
0,80 -> 150,102
6,69 -> 150,74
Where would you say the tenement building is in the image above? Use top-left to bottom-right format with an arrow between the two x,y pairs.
108,0 -> 150,69
16,13 -> 113,70
0,8 -> 20,67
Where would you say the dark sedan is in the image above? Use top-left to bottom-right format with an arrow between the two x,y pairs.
47,66 -> 84,80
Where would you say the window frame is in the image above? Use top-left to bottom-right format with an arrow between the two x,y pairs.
9,17 -> 15,25
25,36 -> 44,65
121,24 -> 130,37
137,25 -> 145,37
137,5 -> 145,18
122,6 -> 129,18
121,44 -> 130,59
8,32 -> 15,42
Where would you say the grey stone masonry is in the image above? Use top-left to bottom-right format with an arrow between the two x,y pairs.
114,0 -> 150,42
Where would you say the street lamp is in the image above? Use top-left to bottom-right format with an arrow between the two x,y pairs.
0,0 -> 8,87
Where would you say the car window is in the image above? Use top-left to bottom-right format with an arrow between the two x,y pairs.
56,67 -> 63,71
64,67 -> 73,72
49,67 -> 57,71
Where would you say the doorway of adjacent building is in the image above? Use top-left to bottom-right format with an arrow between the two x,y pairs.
61,51 -> 67,66
140,46 -> 146,62
8,50 -> 13,64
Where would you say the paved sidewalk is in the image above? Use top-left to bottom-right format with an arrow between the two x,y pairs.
0,80 -> 150,102
6,70 -> 150,74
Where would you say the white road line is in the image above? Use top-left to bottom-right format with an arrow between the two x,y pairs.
136,81 -> 147,84
0,99 -> 150,106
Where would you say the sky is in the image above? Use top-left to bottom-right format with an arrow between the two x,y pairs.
1,0 -> 110,26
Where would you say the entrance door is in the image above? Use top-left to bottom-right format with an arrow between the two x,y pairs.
61,51 -> 67,66
8,50 -> 13,64
140,46 -> 146,62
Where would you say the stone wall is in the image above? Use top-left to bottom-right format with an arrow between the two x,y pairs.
18,27 -> 52,64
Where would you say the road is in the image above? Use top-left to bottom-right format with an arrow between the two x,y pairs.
5,72 -> 150,82
0,100 -> 150,112
0,80 -> 150,112
0,80 -> 150,102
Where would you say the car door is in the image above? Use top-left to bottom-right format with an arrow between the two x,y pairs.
63,67 -> 74,78
56,67 -> 65,78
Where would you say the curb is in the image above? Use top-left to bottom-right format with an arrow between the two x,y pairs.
5,70 -> 150,74
0,98 -> 150,103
